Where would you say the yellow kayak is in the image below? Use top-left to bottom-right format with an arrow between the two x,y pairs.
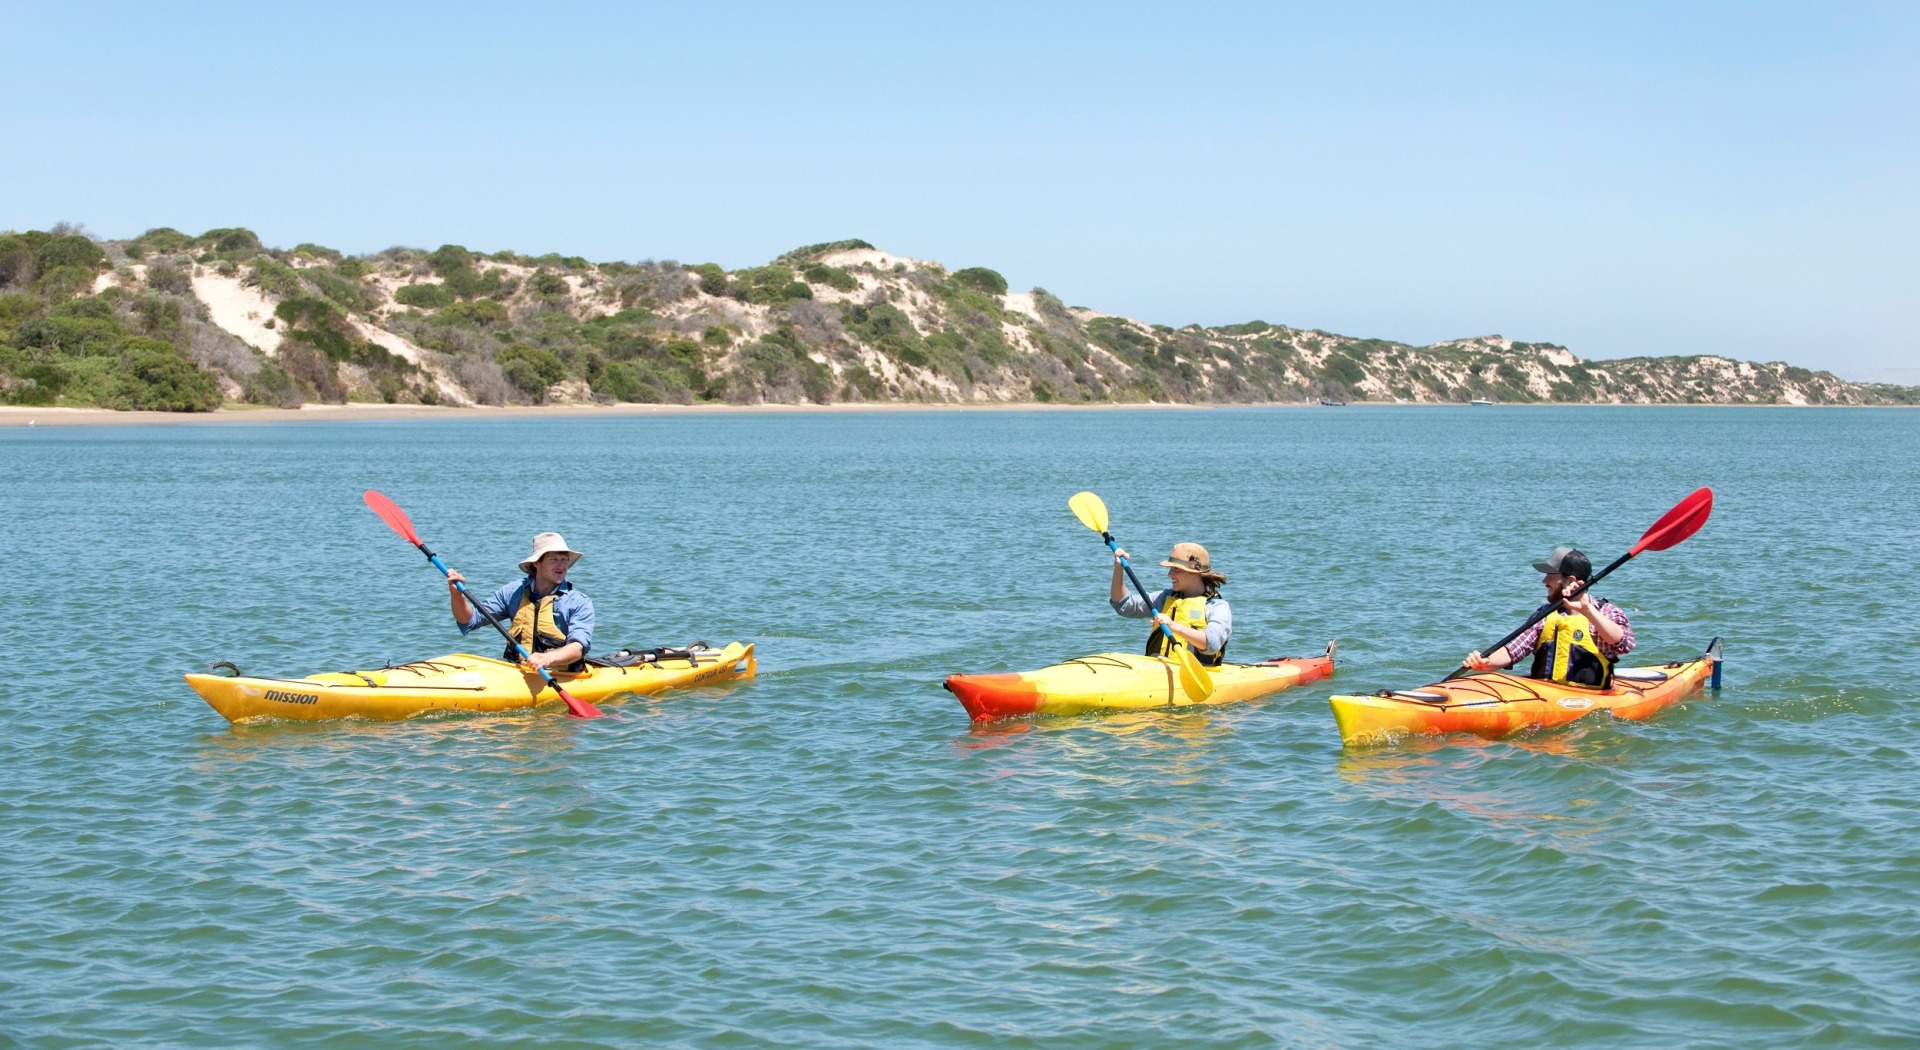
184,643 -> 755,723
944,644 -> 1336,721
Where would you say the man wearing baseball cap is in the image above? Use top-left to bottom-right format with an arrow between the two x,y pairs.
1463,545 -> 1634,687
446,532 -> 596,672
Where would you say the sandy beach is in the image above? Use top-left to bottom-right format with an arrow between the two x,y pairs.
0,400 -> 1298,427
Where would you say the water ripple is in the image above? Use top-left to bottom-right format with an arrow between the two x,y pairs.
4,409 -> 1918,1046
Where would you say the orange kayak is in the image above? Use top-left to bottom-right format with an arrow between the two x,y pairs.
945,643 -> 1335,722
1329,638 -> 1721,746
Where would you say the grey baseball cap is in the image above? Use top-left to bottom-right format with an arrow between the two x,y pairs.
1531,546 -> 1592,579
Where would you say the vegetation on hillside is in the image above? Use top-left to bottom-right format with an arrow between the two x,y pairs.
4,224 -> 1913,411
1,225 -> 222,410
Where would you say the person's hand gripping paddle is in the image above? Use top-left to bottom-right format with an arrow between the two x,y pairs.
363,490 -> 603,718
1070,491 -> 1215,703
1449,486 -> 1714,681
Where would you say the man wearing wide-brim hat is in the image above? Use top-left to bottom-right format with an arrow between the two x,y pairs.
447,532 -> 596,672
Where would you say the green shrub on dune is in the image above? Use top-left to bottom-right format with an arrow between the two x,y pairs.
145,260 -> 193,296
2,360 -> 67,405
33,266 -> 96,300
395,283 -> 456,309
0,235 -> 36,287
722,327 -> 833,404
727,265 -> 812,305
774,239 -> 874,265
422,245 -> 506,301
274,295 -> 361,366
1318,350 -> 1367,389
241,359 -> 304,408
109,338 -> 221,411
445,266 -> 505,300
496,343 -> 568,402
845,302 -> 929,369
427,245 -> 475,276
438,298 -> 510,327
952,267 -> 1007,296
195,227 -> 264,260
36,235 -> 107,276
802,263 -> 858,292
244,259 -> 308,300
690,263 -> 729,297
596,361 -> 649,402
11,311 -> 124,358
124,227 -> 193,261
0,292 -> 36,330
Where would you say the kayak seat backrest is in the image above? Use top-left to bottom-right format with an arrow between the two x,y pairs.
590,643 -> 714,668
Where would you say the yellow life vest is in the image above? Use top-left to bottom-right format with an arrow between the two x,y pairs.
1528,604 -> 1614,688
1146,592 -> 1226,667
506,583 -> 579,670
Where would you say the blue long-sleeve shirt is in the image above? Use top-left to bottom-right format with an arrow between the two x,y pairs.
1111,588 -> 1232,657
459,577 -> 594,656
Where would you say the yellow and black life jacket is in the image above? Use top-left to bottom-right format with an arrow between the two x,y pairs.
1528,603 -> 1614,688
1145,592 -> 1227,667
506,581 -> 582,671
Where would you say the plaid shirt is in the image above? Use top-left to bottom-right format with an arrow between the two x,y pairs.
1505,600 -> 1634,662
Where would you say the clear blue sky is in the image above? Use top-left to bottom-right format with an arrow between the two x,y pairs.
6,1 -> 1916,382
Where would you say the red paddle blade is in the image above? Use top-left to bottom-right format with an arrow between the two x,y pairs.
555,687 -> 603,719
1630,487 -> 1713,555
363,490 -> 421,545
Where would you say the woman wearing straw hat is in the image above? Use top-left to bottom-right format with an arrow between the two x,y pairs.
447,532 -> 596,672
1109,541 -> 1232,666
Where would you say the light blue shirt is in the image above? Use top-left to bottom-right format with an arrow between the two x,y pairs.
1112,588 -> 1232,656
460,577 -> 594,656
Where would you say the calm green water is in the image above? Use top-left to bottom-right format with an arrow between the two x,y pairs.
4,407 -> 1917,1047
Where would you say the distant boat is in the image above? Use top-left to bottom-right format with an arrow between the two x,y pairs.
1470,398 -> 1495,406
1318,398 -> 1346,406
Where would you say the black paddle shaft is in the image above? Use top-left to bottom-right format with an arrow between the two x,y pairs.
1448,549 -> 1633,679
416,540 -> 568,690
1103,531 -> 1164,608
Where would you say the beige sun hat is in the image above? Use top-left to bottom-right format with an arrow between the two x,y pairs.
1159,541 -> 1226,583
518,532 -> 583,574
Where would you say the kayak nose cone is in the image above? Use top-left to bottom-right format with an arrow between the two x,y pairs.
943,672 -> 1039,723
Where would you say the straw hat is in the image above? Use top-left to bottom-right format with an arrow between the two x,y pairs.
518,532 -> 583,574
1159,542 -> 1226,583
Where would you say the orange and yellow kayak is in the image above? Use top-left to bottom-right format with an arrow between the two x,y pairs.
1329,638 -> 1721,746
184,643 -> 755,723
945,643 -> 1335,722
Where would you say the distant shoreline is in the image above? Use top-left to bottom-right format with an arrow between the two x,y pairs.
0,401 -> 1281,427
1,400 -> 1908,428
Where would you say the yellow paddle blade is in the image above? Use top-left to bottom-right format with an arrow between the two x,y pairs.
1068,491 -> 1110,534
1174,645 -> 1216,703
